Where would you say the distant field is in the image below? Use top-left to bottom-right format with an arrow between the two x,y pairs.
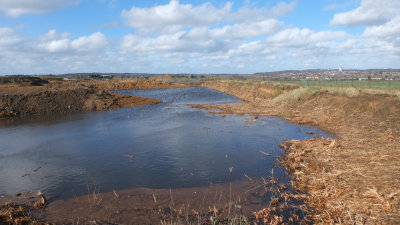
274,80 -> 400,90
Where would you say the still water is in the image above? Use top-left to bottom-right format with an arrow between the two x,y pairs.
0,87 -> 328,200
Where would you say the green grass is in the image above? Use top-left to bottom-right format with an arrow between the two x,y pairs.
274,80 -> 400,90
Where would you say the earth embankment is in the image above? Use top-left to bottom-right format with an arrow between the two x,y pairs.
198,80 -> 400,224
0,79 -> 188,118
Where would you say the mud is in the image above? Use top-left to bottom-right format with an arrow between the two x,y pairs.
39,177 -> 307,225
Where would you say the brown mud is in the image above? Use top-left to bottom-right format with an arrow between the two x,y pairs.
39,176 -> 307,225
0,79 -> 188,118
41,180 -> 259,224
194,81 -> 400,224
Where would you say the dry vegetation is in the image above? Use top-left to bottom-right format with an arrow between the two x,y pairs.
197,80 -> 400,224
0,192 -> 49,225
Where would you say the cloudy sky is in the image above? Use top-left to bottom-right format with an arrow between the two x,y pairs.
0,0 -> 399,75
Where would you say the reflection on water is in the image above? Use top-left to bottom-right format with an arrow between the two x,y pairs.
0,87 -> 329,200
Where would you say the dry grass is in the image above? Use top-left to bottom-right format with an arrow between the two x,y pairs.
201,80 -> 400,224
270,87 -> 317,104
0,203 -> 50,225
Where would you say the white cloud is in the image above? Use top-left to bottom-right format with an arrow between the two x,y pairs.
268,28 -> 349,46
360,16 -> 400,56
35,30 -> 109,53
38,29 -> 70,41
0,27 -> 22,49
40,39 -> 70,53
183,19 -> 283,41
0,0 -> 78,17
119,19 -> 283,55
362,16 -> 400,39
71,32 -> 109,52
121,0 -> 232,34
120,32 -> 221,54
121,0 -> 295,34
330,0 -> 400,26
119,1 -> 294,55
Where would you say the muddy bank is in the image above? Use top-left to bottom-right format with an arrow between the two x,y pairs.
0,78 -> 188,118
198,80 -> 400,224
38,177 -> 305,225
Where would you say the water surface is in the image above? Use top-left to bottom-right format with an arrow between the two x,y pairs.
0,87 -> 328,199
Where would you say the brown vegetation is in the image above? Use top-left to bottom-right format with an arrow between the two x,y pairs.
197,80 -> 400,224
0,192 -> 50,225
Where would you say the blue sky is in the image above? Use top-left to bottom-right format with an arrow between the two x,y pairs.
0,0 -> 399,74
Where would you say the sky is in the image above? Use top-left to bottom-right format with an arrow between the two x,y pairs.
0,0 -> 399,75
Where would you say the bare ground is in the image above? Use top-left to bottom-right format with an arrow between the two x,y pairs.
0,79 -> 188,118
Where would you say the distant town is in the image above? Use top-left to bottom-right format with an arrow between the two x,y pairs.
254,69 -> 400,81
2,69 -> 400,81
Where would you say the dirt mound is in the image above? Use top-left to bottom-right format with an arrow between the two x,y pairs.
0,88 -> 161,118
84,79 -> 189,90
0,80 -> 169,118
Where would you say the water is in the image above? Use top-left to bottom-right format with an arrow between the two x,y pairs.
0,87 -> 329,200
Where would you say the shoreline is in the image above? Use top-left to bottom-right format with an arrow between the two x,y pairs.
197,80 -> 400,224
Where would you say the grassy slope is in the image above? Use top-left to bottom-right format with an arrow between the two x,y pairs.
200,80 -> 400,224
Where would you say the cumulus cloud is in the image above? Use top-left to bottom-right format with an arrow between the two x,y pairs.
119,1 -> 296,55
35,30 -> 109,53
71,32 -> 109,52
183,19 -> 283,41
0,27 -> 22,49
328,0 -> 400,57
362,16 -> 400,38
330,0 -> 400,26
360,16 -> 400,56
268,28 -> 349,46
121,0 -> 232,34
119,18 -> 284,55
121,0 -> 295,34
121,32 -> 223,54
0,0 -> 78,17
